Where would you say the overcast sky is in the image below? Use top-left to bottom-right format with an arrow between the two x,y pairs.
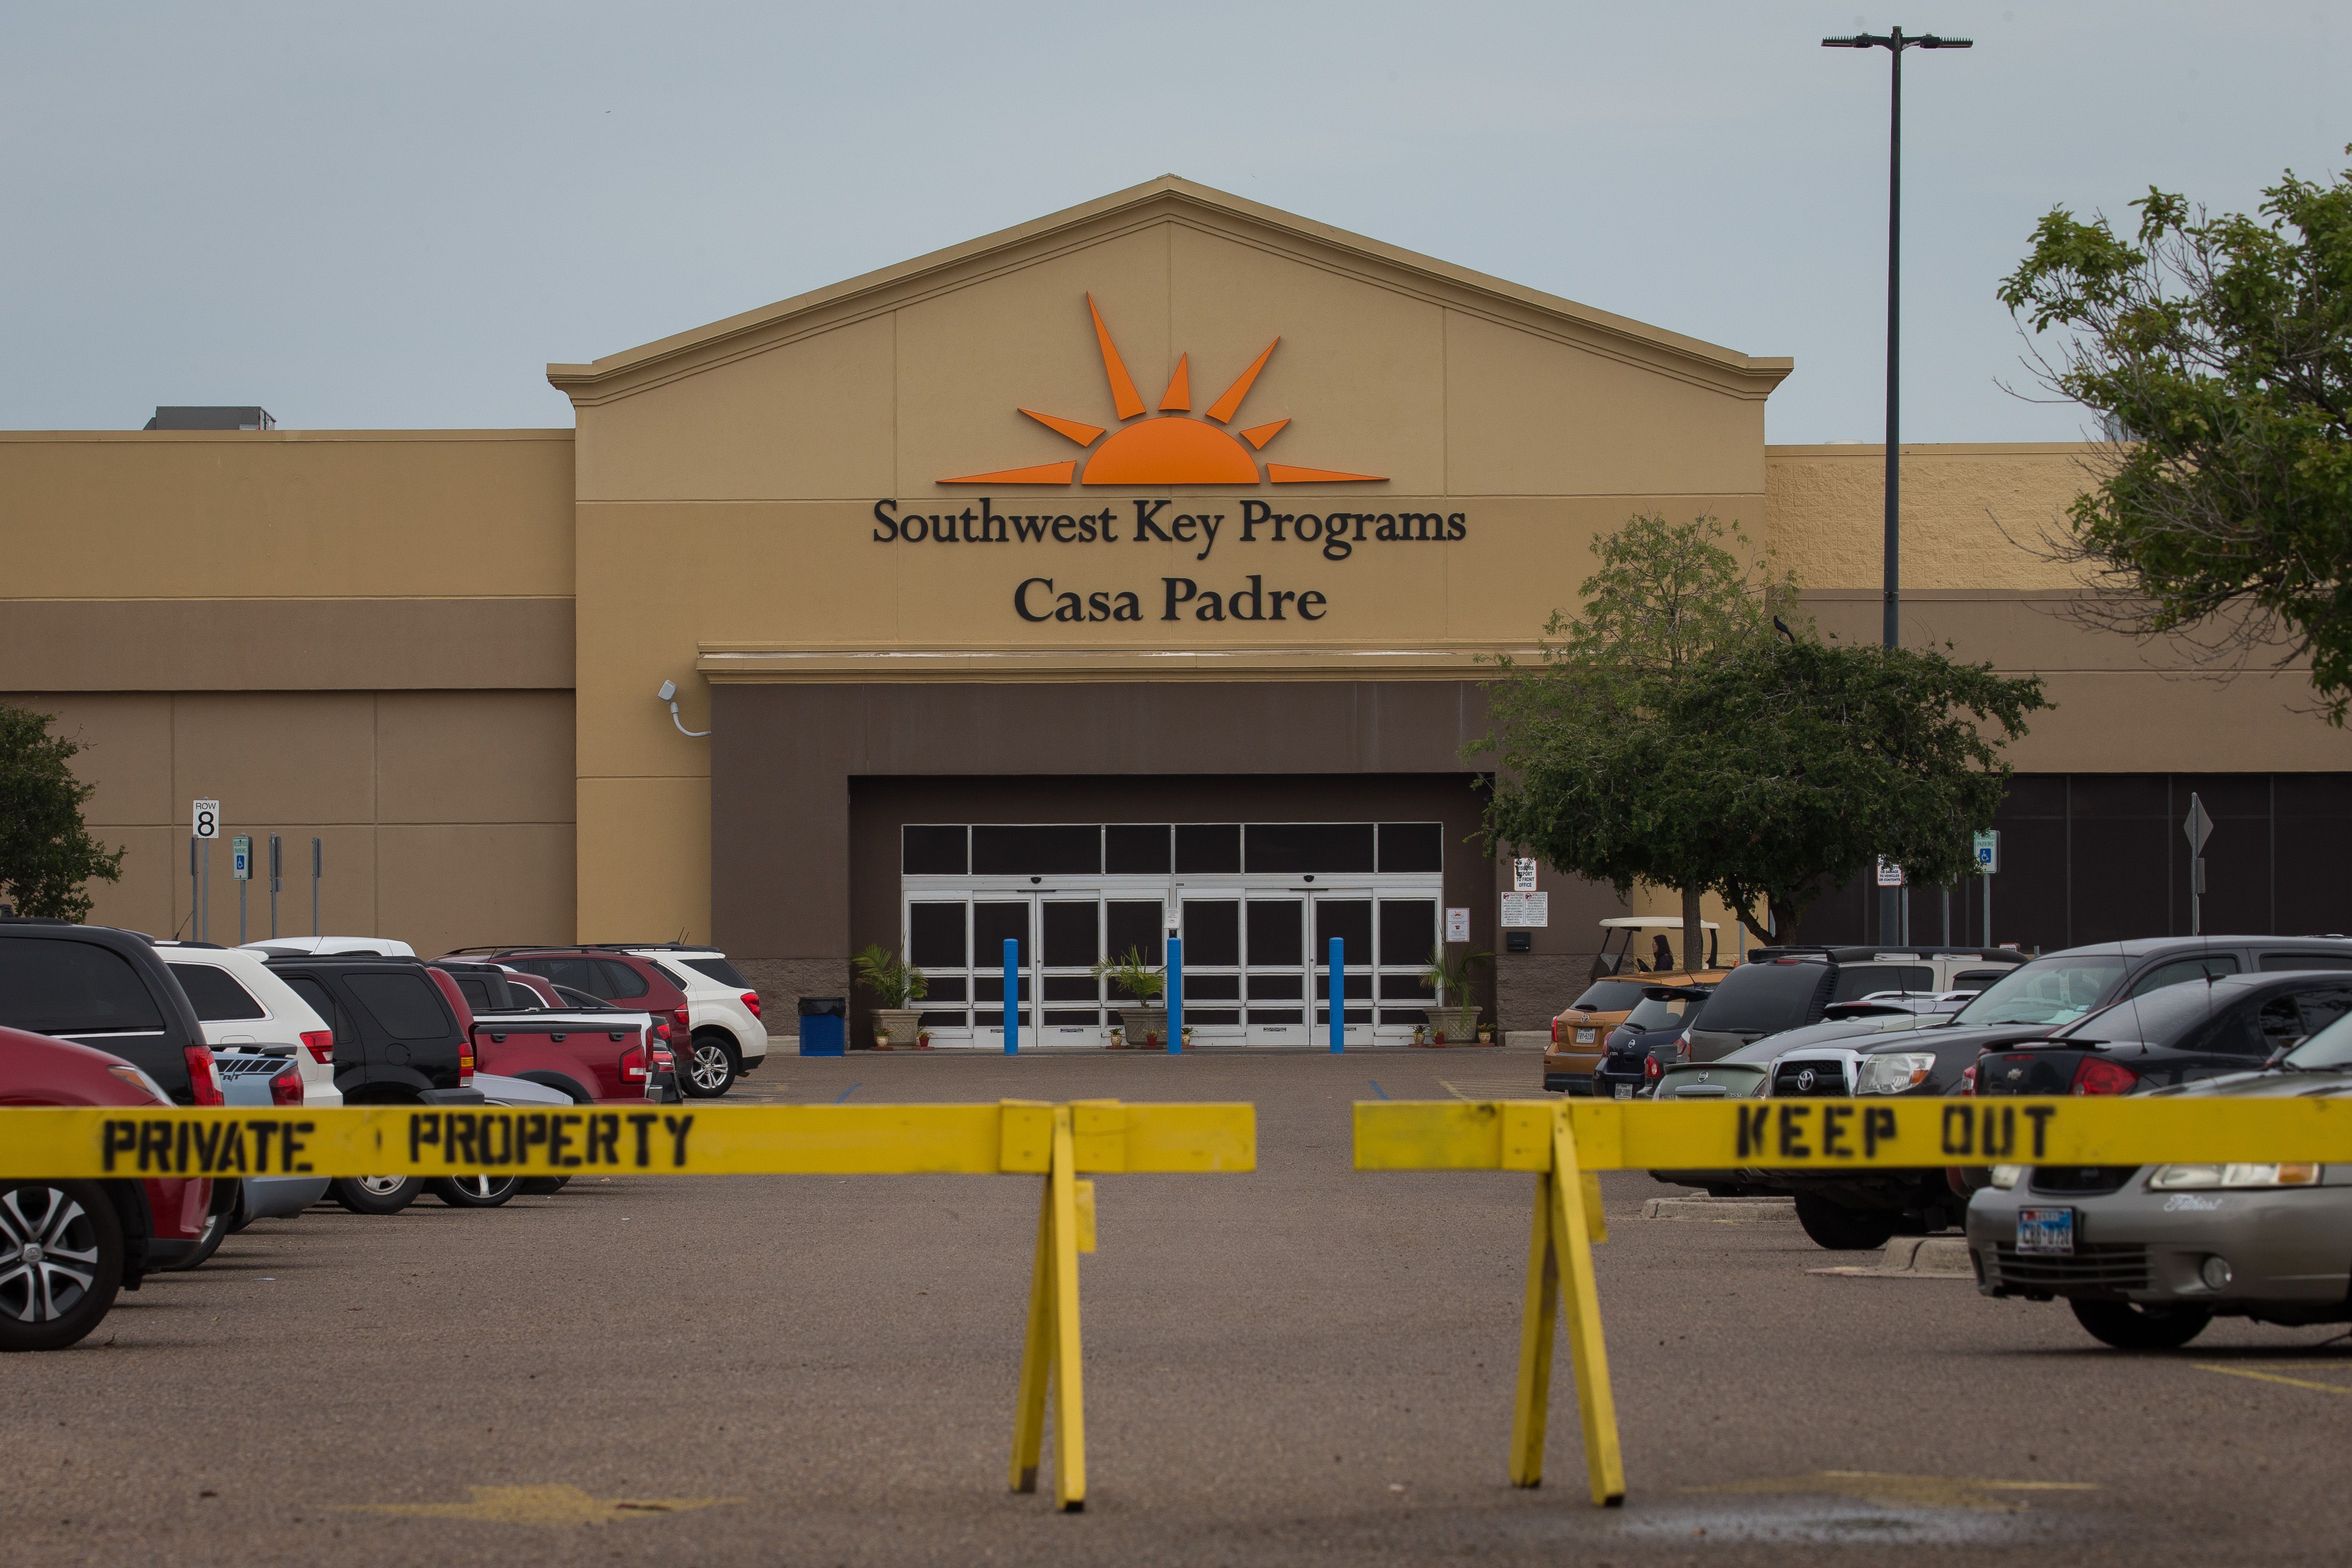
3,1 -> 2344,442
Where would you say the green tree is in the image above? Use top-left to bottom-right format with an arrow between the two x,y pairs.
1664,640 -> 2048,940
0,703 -> 124,922
1476,517 -> 2048,948
1476,513 -> 1799,969
1998,154 -> 2352,720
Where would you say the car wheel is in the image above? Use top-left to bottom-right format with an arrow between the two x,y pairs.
2070,1298 -> 2213,1350
518,1177 -> 570,1196
1792,1192 -> 1899,1251
0,1180 -> 124,1353
430,1175 -> 521,1208
683,1032 -> 739,1098
331,1176 -> 421,1215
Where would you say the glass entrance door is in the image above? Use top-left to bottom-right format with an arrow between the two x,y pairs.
905,889 -> 1164,1048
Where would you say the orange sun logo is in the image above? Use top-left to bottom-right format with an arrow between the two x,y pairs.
943,294 -> 1385,487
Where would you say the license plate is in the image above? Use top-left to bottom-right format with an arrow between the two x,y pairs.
1575,1028 -> 1596,1044
2016,1207 -> 2075,1255
1614,1084 -> 1633,1101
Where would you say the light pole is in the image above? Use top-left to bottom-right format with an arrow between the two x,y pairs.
1823,24 -> 1970,944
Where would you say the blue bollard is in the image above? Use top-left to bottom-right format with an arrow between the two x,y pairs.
1329,936 -> 1345,1053
1003,937 -> 1019,1055
1166,935 -> 1183,1053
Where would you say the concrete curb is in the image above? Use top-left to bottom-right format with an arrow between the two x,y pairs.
1640,1197 -> 1796,1223
1810,1235 -> 1974,1279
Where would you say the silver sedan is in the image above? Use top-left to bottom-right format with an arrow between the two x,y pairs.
1966,1033 -> 2352,1348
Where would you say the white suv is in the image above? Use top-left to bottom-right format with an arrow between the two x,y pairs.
156,943 -> 344,1108
616,946 -> 767,1096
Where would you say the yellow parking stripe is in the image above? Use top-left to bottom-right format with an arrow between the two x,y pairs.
2195,1364 -> 2352,1395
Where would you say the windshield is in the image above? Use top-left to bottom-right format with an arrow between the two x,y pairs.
1948,956 -> 2126,1027
1567,981 -> 1648,1013
2055,980 -> 2231,1045
1623,995 -> 1695,1031
1695,961 -> 1826,1034
2286,1008 -> 2352,1069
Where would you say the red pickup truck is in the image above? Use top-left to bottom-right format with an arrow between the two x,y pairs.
426,961 -> 666,1103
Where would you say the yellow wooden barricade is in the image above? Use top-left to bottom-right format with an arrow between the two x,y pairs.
0,1098 -> 1254,1514
1356,1094 -> 2352,1508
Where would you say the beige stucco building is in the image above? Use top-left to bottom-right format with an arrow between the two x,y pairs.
7,178 -> 2347,1043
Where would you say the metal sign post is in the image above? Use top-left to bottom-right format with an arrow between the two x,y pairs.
310,836 -> 322,937
231,834 -> 251,945
1973,831 -> 1999,946
267,833 -> 282,939
2184,793 -> 2213,936
191,800 -> 219,942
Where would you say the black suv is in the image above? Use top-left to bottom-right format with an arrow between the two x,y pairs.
263,955 -> 485,1106
0,920 -> 209,1103
1683,946 -> 2023,1063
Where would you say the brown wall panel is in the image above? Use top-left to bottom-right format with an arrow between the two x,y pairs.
376,824 -> 576,956
0,599 -> 575,692
169,693 -> 379,825
377,692 -> 576,824
2,690 -> 574,954
6,694 -> 174,826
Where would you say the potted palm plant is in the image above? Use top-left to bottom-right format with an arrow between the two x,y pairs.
1421,942 -> 1492,1045
853,943 -> 929,1050
1091,946 -> 1167,1048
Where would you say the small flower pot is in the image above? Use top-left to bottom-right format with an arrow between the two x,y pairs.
1107,1027 -> 1125,1049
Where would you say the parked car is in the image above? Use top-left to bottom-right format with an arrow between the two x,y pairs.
1548,966 -> 1730,1093
1593,984 -> 1713,1099
261,953 -> 484,1214
429,959 -> 663,1103
1682,946 -> 2027,1064
1967,1021 -> 2352,1348
609,945 -> 767,1095
1760,968 -> 2352,1249
0,1024 -> 214,1350
0,919 -> 220,1105
242,935 -> 417,958
156,942 -> 342,1107
454,948 -> 709,1090
1934,934 -> 2352,1034
216,1051 -> 330,1229
1970,971 -> 2352,1101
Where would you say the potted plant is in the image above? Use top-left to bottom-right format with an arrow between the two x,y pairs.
853,943 -> 929,1050
1421,942 -> 1492,1045
1107,1025 -> 1125,1049
1478,1024 -> 1495,1046
1091,946 -> 1167,1048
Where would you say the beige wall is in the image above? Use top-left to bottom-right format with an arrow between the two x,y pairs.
559,182 -> 1787,941
3,691 -> 576,957
1767,446 -> 2352,774
0,430 -> 575,600
1,429 -> 584,952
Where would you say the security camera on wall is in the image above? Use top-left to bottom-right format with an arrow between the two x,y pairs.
657,679 -> 677,702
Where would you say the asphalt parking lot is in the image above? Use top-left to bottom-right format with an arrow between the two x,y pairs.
7,1052 -> 2350,1566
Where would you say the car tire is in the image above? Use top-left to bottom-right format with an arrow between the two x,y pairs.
683,1032 -> 739,1098
2070,1298 -> 2213,1350
167,1191 -> 235,1271
1793,1192 -> 1899,1251
0,1180 -> 125,1353
518,1177 -> 570,1195
331,1176 -> 422,1215
430,1175 -> 522,1208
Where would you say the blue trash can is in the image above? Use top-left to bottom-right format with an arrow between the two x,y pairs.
797,996 -> 846,1056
